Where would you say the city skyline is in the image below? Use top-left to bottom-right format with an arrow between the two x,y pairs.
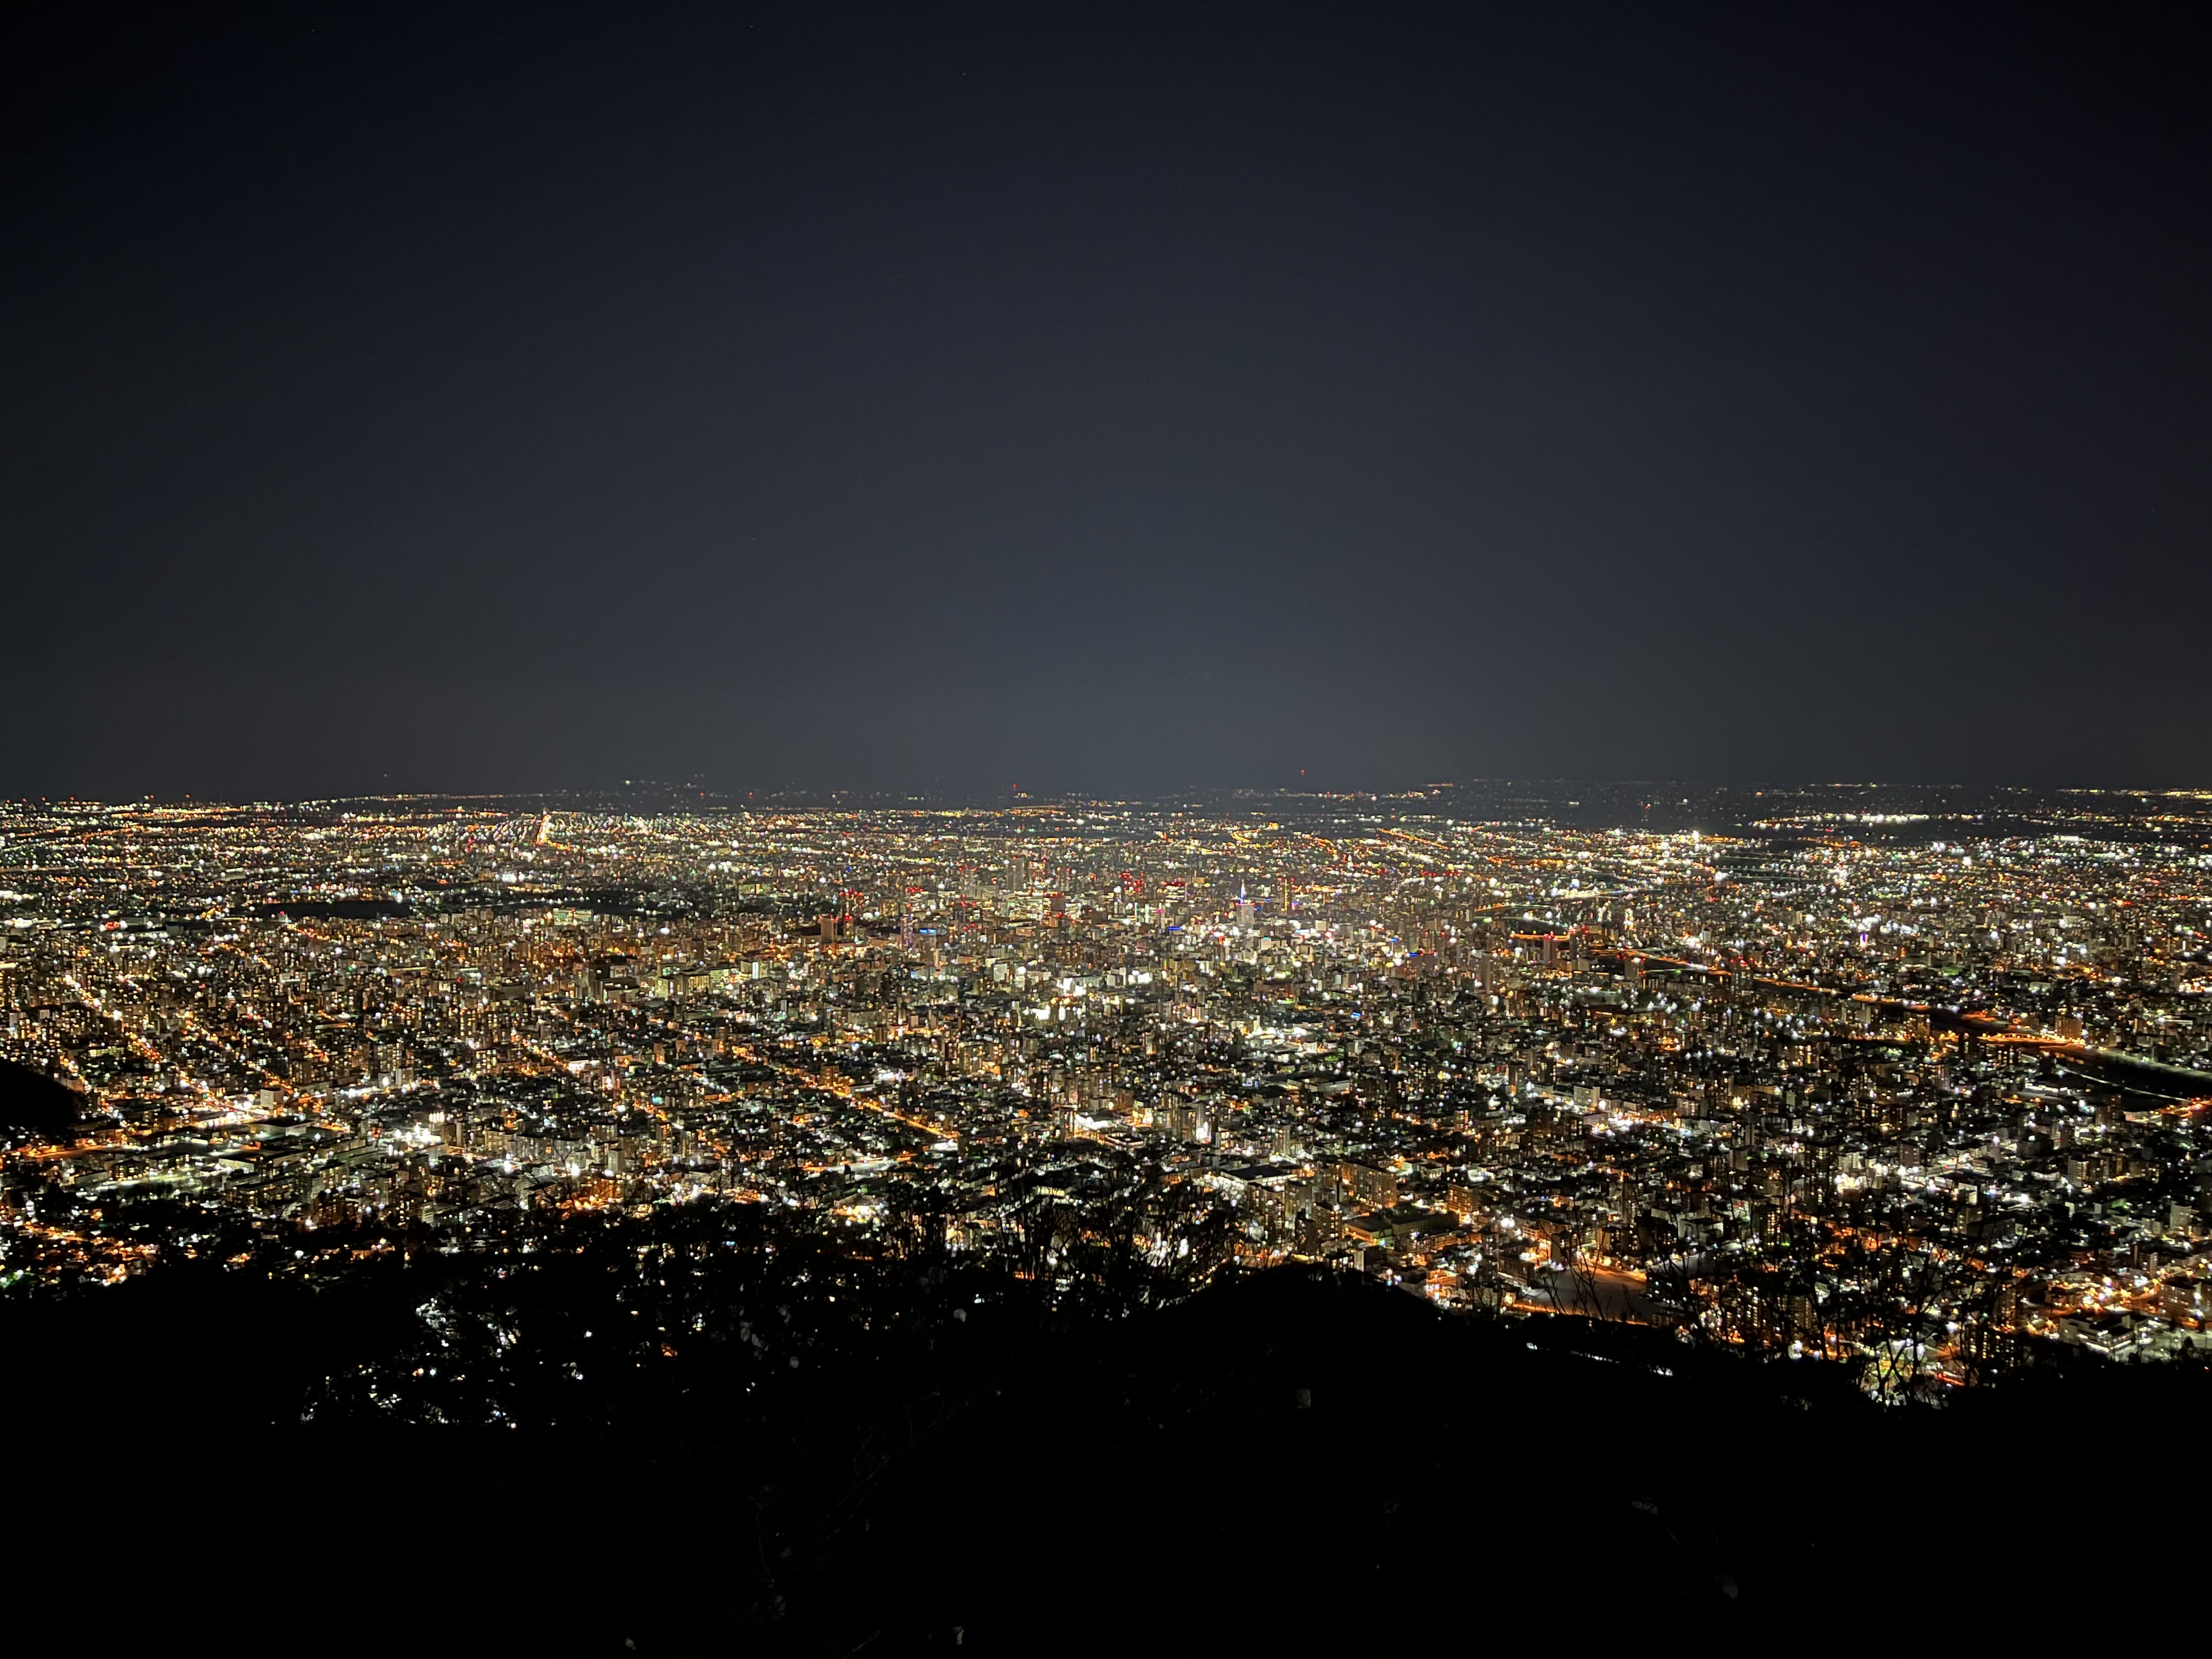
10,779 -> 2212,1367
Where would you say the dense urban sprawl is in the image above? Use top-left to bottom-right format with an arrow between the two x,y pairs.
7,782 -> 2212,1397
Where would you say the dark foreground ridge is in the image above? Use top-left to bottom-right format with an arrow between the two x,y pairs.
2,1220 -> 2198,1654
0,1057 -> 82,1141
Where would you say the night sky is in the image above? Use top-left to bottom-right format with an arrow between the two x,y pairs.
5,5 -> 2206,799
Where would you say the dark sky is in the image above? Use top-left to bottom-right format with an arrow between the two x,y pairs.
5,4 -> 2207,799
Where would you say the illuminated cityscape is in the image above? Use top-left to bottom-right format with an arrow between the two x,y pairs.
10,780 -> 2212,1398
9,4 -> 2209,1643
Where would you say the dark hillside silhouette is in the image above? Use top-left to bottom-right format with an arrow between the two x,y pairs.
0,1058 -> 81,1142
0,1212 -> 2191,1654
